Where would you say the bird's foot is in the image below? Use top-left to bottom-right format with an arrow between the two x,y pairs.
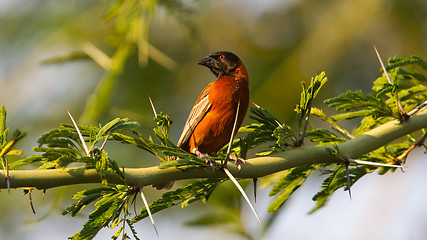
193,148 -> 216,171
223,154 -> 246,172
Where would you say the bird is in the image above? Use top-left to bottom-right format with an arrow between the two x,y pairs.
153,51 -> 250,190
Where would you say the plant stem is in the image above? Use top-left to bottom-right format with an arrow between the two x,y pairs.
1,106 -> 426,190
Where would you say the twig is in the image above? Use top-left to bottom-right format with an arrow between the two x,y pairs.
1,106 -> 426,190
395,130 -> 427,164
312,107 -> 354,139
0,141 -> 15,193
298,101 -> 312,146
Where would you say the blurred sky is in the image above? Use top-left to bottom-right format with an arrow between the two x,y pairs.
0,0 -> 426,239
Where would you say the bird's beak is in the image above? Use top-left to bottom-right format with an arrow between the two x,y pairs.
197,56 -> 217,69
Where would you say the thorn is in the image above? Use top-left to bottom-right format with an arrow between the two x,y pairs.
130,188 -> 138,215
408,99 -> 427,116
223,168 -> 261,225
140,188 -> 159,236
6,177 -> 10,194
148,94 -> 158,117
345,163 -> 352,200
253,178 -> 258,203
373,44 -> 408,121
347,158 -> 405,168
274,120 -> 283,128
251,102 -> 260,108
29,189 -> 36,214
43,189 -> 46,199
223,100 -> 241,169
66,107 -> 90,156
100,132 -> 110,151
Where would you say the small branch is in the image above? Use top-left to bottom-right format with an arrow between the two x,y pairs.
298,101 -> 313,146
395,129 -> 427,164
0,105 -> 426,190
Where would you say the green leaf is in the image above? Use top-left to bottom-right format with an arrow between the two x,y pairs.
249,104 -> 281,131
386,55 -> 427,71
268,166 -> 316,212
41,51 -> 91,64
67,186 -> 129,240
295,72 -> 328,126
326,90 -> 394,120
310,164 -> 377,213
306,129 -> 347,145
63,193 -> 103,217
132,179 -> 225,223
126,219 -> 140,240
91,118 -> 140,149
0,105 -> 6,144
186,212 -> 236,226
272,124 -> 296,148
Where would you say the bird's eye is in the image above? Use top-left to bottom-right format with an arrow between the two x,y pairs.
219,55 -> 224,59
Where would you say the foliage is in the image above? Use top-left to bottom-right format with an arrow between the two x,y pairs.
2,54 -> 427,238
2,0 -> 427,236
2,0 -> 427,239
0,106 -> 26,171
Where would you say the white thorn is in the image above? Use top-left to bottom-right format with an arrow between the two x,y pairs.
148,94 -> 158,117
223,168 -> 261,225
347,158 -> 404,168
66,108 -> 90,156
140,188 -> 159,236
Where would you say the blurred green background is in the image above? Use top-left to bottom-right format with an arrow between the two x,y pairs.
0,0 -> 426,239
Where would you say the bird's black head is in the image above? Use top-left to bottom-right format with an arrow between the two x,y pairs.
197,51 -> 241,78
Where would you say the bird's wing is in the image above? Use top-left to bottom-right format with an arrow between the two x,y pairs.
177,83 -> 212,148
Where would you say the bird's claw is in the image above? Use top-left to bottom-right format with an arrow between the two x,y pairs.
193,148 -> 216,171
223,154 -> 246,172
204,158 -> 216,171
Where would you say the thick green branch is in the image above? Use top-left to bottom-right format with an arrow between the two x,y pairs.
1,107 -> 426,190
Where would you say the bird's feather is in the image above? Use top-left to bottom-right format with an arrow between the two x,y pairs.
177,84 -> 212,148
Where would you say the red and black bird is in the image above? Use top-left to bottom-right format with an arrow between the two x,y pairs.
154,51 -> 249,189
